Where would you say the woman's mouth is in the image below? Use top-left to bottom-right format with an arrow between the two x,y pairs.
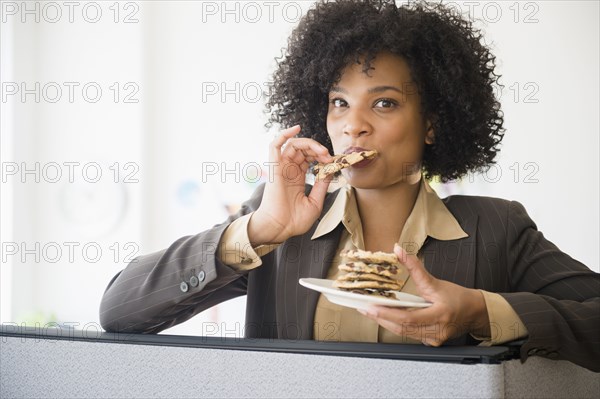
343,146 -> 370,154
342,147 -> 378,168
352,158 -> 375,168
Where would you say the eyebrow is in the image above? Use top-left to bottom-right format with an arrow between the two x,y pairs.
329,85 -> 405,95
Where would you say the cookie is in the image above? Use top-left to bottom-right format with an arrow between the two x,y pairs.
340,249 -> 400,266
336,271 -> 398,284
349,289 -> 396,298
313,150 -> 378,179
338,262 -> 401,277
333,279 -> 404,291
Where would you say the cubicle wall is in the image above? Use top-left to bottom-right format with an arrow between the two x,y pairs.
1,327 -> 598,398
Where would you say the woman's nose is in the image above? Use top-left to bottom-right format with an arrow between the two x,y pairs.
342,109 -> 371,138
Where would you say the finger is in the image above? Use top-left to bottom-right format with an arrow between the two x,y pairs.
277,142 -> 327,184
307,175 -> 333,208
313,170 -> 335,184
362,305 -> 434,329
360,304 -> 441,333
281,124 -> 301,138
280,152 -> 328,177
368,304 -> 441,327
360,310 -> 424,341
286,145 -> 310,166
394,244 -> 435,287
275,125 -> 301,147
372,316 -> 411,338
360,305 -> 409,322
363,312 -> 443,346
282,150 -> 315,181
270,125 -> 301,160
282,138 -> 332,162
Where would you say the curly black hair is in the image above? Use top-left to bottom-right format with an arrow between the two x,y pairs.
266,0 -> 504,182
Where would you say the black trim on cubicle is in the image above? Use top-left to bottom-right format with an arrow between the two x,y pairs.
0,326 -> 522,365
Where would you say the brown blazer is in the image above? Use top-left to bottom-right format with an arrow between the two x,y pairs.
99,184 -> 600,372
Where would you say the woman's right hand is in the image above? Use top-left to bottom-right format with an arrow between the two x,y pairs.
248,125 -> 334,245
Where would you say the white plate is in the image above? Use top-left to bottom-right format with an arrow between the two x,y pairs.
299,278 -> 432,310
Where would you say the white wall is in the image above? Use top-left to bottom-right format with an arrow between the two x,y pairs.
454,1 -> 599,272
1,1 -> 145,326
1,1 -> 598,336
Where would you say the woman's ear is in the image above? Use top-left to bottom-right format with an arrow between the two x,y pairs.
425,122 -> 435,145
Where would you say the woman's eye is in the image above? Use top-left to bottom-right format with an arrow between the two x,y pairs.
374,99 -> 397,108
330,98 -> 347,107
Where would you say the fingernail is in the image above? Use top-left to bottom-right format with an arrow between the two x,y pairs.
358,308 -> 378,318
358,308 -> 375,317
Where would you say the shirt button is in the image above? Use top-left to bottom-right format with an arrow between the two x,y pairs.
180,281 -> 189,293
197,270 -> 206,282
189,275 -> 199,287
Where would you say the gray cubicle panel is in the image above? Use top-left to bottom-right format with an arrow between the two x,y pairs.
1,326 -> 598,398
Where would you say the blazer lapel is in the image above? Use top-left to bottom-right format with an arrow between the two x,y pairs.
422,214 -> 479,346
421,214 -> 478,288
275,189 -> 344,340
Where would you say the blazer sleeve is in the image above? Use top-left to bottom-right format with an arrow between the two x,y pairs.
99,184 -> 266,334
499,200 -> 600,372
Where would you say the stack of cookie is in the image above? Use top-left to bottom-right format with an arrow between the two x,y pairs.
332,249 -> 406,298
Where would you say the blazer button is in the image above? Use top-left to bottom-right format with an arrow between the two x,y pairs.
198,270 -> 206,282
536,349 -> 548,356
180,281 -> 189,293
527,348 -> 538,356
189,275 -> 199,287
547,351 -> 559,359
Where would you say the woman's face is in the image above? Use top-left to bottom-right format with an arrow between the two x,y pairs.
326,52 -> 433,189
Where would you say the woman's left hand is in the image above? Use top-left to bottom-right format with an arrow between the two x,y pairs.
358,244 -> 491,346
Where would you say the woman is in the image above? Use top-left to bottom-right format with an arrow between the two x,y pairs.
99,0 -> 599,371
